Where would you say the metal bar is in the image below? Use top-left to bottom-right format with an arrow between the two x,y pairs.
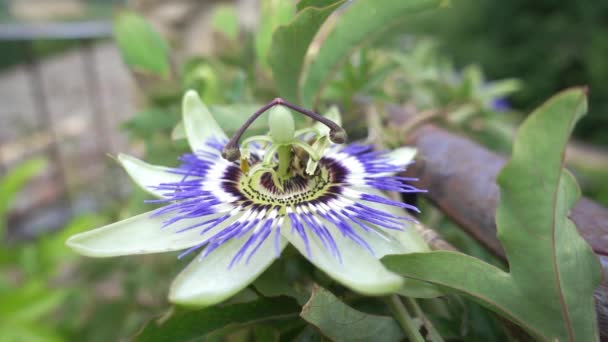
79,39 -> 114,197
0,21 -> 112,41
21,40 -> 72,215
80,40 -> 113,152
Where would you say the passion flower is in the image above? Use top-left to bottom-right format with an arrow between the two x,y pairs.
67,91 -> 429,306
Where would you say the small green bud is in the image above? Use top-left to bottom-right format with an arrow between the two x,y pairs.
268,105 -> 295,144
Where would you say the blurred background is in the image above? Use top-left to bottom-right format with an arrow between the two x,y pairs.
0,0 -> 606,340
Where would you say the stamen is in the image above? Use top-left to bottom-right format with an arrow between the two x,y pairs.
221,98 -> 347,161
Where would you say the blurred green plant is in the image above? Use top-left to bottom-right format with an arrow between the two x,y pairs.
113,11 -> 170,77
402,0 -> 608,147
0,158 -> 46,238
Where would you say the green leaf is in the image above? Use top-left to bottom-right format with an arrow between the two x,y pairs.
300,286 -> 403,342
299,0 -> 440,107
297,0 -> 342,12
0,281 -> 66,323
0,158 -> 46,237
135,296 -> 300,342
123,109 -> 178,138
0,323 -> 62,342
113,11 -> 170,76
209,104 -> 269,135
182,63 -> 223,104
253,261 -> 309,305
383,88 -> 601,341
269,0 -> 345,103
211,5 -> 240,40
256,0 -> 295,68
39,214 -> 108,271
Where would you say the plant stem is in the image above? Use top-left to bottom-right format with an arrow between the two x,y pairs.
407,297 -> 445,342
387,295 -> 425,342
277,145 -> 291,178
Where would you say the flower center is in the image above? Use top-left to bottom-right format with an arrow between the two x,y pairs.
222,158 -> 347,208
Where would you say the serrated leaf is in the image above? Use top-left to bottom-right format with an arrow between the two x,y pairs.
135,296 -> 300,342
300,286 -> 403,342
113,11 -> 170,76
269,0 -> 345,103
383,88 -> 601,341
299,0 -> 440,107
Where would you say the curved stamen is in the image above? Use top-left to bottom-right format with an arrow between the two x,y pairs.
221,98 -> 347,161
241,135 -> 273,148
292,140 -> 320,161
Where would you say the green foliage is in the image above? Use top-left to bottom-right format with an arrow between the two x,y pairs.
255,0 -> 295,69
0,159 -> 46,206
136,296 -> 301,341
299,0 -> 440,107
113,11 -> 170,77
269,0 -> 346,103
0,158 -> 47,235
0,214 -> 107,342
211,5 -> 240,40
405,0 -> 608,147
301,286 -> 404,342
383,88 -> 601,340
252,260 -> 309,305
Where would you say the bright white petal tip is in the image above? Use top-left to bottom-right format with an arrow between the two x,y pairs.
171,121 -> 186,140
385,147 -> 417,166
66,211 -> 232,257
118,154 -> 183,198
183,90 -> 227,152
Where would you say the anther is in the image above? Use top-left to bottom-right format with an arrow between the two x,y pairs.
329,128 -> 347,144
221,146 -> 241,161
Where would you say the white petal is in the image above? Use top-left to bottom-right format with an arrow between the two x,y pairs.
384,147 -> 417,166
363,189 -> 429,253
281,219 -> 403,295
118,154 -> 184,198
359,191 -> 441,298
66,211 -> 235,257
171,121 -> 186,140
183,90 -> 228,152
169,231 -> 287,307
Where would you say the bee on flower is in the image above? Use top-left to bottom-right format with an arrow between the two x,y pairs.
67,91 -> 431,306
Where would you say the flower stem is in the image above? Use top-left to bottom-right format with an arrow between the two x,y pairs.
407,297 -> 444,342
387,295 -> 425,342
277,145 -> 291,179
